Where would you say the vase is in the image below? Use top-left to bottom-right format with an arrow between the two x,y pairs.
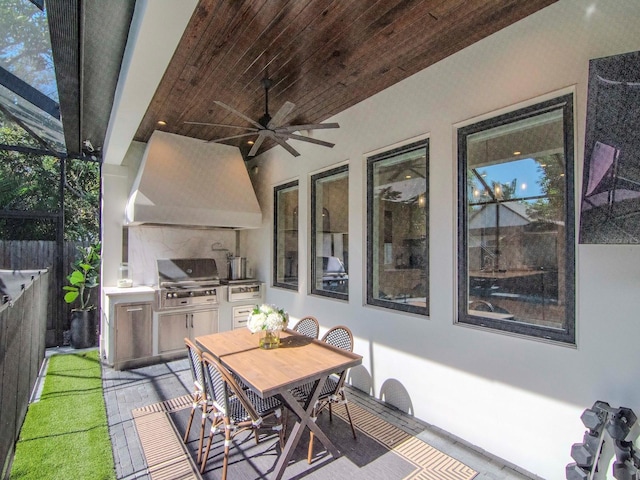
259,329 -> 281,349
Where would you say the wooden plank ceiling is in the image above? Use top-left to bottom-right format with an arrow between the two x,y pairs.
135,0 -> 557,159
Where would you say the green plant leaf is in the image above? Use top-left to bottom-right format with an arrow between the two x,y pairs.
64,291 -> 79,303
68,270 -> 85,285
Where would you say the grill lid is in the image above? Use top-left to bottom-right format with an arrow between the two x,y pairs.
157,258 -> 219,286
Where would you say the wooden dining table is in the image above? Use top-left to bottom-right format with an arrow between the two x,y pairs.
195,327 -> 363,480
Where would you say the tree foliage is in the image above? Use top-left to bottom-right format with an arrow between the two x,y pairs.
0,123 -> 99,241
0,0 -> 57,98
526,153 -> 566,222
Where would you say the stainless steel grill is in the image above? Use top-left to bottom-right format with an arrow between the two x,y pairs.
220,278 -> 263,303
156,258 -> 221,310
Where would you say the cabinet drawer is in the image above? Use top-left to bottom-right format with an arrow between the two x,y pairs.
233,305 -> 253,329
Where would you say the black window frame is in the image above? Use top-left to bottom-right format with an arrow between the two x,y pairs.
310,164 -> 349,300
457,93 -> 576,344
273,179 -> 299,290
366,139 -> 429,315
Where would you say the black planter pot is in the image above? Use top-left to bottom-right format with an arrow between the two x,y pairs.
70,310 -> 96,349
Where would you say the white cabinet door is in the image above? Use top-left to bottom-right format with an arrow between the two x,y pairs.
191,309 -> 218,339
158,312 -> 189,354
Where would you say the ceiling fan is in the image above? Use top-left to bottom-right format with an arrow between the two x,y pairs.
185,77 -> 339,157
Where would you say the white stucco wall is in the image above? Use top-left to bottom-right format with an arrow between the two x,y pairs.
244,1 -> 640,478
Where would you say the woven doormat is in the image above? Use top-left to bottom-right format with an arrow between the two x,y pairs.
132,395 -> 201,480
132,395 -> 477,480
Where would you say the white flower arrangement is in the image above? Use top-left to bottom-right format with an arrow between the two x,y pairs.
247,304 -> 289,333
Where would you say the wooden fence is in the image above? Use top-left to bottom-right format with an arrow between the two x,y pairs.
0,241 -> 95,346
0,270 -> 48,478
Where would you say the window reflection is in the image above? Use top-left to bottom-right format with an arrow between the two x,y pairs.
367,141 -> 429,314
311,166 -> 349,299
458,95 -> 575,344
273,181 -> 298,289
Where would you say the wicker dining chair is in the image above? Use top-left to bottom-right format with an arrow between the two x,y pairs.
200,352 -> 285,478
292,325 -> 357,463
291,315 -> 320,338
183,338 -> 211,463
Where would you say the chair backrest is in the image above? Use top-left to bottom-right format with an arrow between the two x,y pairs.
292,316 -> 320,338
184,337 -> 205,390
201,352 -> 260,421
321,325 -> 353,352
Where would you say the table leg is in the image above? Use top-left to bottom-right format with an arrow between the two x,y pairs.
271,376 -> 340,479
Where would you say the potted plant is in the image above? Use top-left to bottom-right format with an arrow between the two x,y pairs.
63,241 -> 101,348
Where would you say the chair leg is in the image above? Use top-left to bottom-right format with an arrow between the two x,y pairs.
184,409 -> 195,443
183,398 -> 197,442
307,430 -> 315,464
197,409 -> 208,463
200,428 -> 215,474
307,407 -> 317,464
222,424 -> 231,480
280,409 -> 287,449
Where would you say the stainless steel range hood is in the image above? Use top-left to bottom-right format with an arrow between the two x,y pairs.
125,131 -> 262,228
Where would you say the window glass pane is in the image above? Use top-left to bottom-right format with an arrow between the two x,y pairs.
273,181 -> 298,289
311,166 -> 348,299
0,83 -> 65,152
0,0 -> 59,101
367,141 -> 428,314
458,95 -> 575,343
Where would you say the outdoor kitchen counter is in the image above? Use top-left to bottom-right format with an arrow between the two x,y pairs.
103,285 -> 155,295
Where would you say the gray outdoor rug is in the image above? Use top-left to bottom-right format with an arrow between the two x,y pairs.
132,394 -> 477,480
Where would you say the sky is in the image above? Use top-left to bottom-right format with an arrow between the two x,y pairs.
474,158 -> 544,200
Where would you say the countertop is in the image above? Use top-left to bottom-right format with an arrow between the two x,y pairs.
103,285 -> 156,295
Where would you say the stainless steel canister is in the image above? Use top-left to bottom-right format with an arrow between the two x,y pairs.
229,257 -> 246,280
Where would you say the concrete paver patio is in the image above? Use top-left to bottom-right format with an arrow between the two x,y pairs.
96,353 -> 541,480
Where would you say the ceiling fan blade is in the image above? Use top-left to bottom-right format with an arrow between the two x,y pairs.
276,122 -> 339,133
265,130 -> 300,157
248,134 -> 266,157
259,130 -> 299,157
275,138 -> 300,157
267,101 -> 296,129
185,121 -> 258,132
213,101 -> 264,129
277,132 -> 335,148
206,132 -> 257,143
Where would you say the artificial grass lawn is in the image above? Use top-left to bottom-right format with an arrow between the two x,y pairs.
10,350 -> 115,480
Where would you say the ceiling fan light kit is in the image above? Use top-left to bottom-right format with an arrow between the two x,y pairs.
185,77 -> 339,157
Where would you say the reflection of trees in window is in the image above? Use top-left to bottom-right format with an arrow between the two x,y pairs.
527,153 -> 566,222
458,94 -> 575,345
